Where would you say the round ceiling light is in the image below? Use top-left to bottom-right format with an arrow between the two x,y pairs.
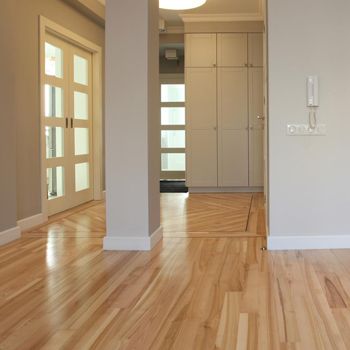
159,0 -> 207,10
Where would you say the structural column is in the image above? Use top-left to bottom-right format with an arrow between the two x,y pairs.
104,0 -> 162,250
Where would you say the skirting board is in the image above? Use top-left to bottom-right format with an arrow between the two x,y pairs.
268,235 -> 350,250
0,226 -> 21,246
189,186 -> 263,193
17,213 -> 47,232
103,226 -> 163,251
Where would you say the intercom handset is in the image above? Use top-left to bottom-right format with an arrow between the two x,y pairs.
307,76 -> 319,129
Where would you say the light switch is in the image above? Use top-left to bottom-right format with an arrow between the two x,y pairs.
287,124 -> 326,136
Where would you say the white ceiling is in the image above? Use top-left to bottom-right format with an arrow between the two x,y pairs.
160,0 -> 261,25
96,0 -> 262,25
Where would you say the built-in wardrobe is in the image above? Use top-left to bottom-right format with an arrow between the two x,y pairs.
185,32 -> 264,190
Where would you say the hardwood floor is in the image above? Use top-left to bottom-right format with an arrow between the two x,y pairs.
1,193 -> 350,349
161,193 -> 266,237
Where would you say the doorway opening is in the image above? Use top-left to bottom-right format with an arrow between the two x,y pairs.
158,1 -> 268,238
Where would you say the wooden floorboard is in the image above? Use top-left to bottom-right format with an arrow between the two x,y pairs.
1,193 -> 350,349
161,193 -> 266,238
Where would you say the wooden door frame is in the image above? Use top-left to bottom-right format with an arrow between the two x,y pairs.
39,16 -> 103,219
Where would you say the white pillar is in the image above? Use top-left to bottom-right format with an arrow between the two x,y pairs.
104,0 -> 162,250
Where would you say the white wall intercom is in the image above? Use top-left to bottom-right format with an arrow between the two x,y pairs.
307,76 -> 319,107
287,75 -> 326,136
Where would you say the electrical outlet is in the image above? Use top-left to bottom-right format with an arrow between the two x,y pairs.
287,124 -> 326,136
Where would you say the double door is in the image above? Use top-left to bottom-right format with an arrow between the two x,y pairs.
42,33 -> 93,215
185,33 -> 264,188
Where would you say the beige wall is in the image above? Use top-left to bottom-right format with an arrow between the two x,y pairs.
0,2 -> 17,232
11,0 -> 104,220
268,0 -> 350,237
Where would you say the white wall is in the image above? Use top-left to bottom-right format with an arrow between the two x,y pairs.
268,0 -> 350,246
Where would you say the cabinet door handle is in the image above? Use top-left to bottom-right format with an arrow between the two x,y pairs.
65,118 -> 68,128
257,115 -> 265,121
71,118 -> 74,128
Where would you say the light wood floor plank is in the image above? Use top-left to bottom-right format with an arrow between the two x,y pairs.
0,193 -> 349,349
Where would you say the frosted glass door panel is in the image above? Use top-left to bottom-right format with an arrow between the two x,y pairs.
161,154 -> 186,171
161,130 -> 185,148
74,128 -> 89,155
45,43 -> 63,78
75,163 -> 90,192
47,167 -> 64,200
161,107 -> 185,125
74,55 -> 88,85
46,127 -> 64,159
74,91 -> 88,120
45,85 -> 63,118
161,84 -> 185,102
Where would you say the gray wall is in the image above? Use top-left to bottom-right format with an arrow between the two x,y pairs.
268,0 -> 350,236
0,2 -> 17,232
105,0 -> 160,240
7,0 -> 104,221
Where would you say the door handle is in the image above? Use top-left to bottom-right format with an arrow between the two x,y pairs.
257,115 -> 265,121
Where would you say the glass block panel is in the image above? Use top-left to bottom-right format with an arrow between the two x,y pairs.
45,85 -> 63,118
47,166 -> 64,200
75,162 -> 89,192
161,107 -> 185,125
74,91 -> 88,120
161,153 -> 186,171
45,127 -> 64,159
161,130 -> 185,148
74,55 -> 88,86
45,42 -> 63,78
161,84 -> 185,102
74,128 -> 89,156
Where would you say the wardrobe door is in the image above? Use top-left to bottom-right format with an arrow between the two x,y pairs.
185,34 -> 217,68
248,33 -> 263,67
249,67 -> 264,186
218,67 -> 249,186
186,68 -> 217,187
217,33 -> 248,67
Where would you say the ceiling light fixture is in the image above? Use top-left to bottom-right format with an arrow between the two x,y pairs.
159,0 -> 207,10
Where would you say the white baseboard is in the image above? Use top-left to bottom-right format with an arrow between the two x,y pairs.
0,226 -> 21,246
188,186 -> 263,193
103,226 -> 163,251
17,213 -> 47,232
268,234 -> 350,250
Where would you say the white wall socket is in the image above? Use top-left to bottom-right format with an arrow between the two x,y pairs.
287,124 -> 326,136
